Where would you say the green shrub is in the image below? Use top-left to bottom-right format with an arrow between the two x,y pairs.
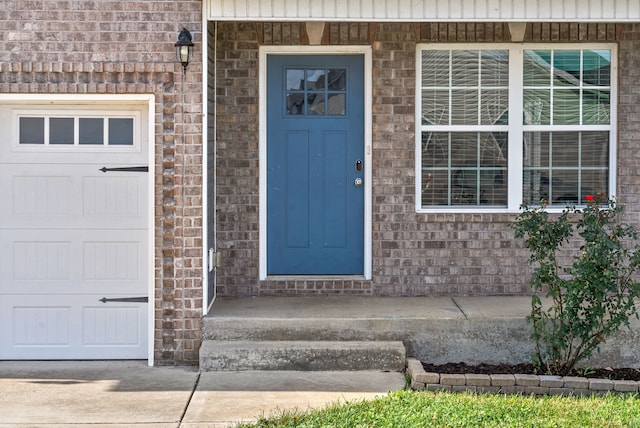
513,194 -> 640,375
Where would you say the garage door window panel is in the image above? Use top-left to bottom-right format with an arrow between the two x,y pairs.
50,118 -> 74,145
16,113 -> 138,149
109,118 -> 134,146
19,117 -> 44,145
79,118 -> 104,145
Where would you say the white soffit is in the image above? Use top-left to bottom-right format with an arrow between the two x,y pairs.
207,0 -> 640,22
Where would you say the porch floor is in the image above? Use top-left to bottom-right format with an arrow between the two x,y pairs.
206,295 -> 533,320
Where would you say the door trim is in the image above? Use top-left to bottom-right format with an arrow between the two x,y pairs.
259,46 -> 372,280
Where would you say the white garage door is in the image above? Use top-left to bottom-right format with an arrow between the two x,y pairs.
0,101 -> 150,360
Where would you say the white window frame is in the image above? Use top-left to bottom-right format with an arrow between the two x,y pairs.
415,43 -> 617,214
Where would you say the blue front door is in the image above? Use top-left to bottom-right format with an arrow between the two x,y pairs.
267,55 -> 364,275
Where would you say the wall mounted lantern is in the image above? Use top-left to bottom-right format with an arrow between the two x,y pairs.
175,28 -> 194,74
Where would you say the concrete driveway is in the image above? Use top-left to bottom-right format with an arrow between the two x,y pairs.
0,361 -> 405,427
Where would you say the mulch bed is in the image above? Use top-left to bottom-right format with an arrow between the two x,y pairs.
421,362 -> 640,381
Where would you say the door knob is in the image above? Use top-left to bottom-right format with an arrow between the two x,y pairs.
354,178 -> 363,187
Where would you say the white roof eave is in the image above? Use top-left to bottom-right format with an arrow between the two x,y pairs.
206,0 -> 640,22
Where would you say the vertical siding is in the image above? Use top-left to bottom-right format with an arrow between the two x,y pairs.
207,0 -> 640,21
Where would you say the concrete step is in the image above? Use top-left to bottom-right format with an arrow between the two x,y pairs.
199,340 -> 406,371
202,316 -> 406,341
202,317 -> 395,341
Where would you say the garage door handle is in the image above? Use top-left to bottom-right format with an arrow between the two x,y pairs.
99,166 -> 149,173
99,297 -> 149,303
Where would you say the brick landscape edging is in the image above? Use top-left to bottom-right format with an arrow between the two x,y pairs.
406,358 -> 639,395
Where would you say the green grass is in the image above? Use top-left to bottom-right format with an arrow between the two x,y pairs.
237,390 -> 640,427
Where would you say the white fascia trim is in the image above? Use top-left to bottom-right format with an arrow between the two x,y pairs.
205,0 -> 640,22
259,45 -> 373,280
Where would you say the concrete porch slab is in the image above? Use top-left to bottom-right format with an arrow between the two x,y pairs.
452,296 -> 534,318
208,296 -> 467,319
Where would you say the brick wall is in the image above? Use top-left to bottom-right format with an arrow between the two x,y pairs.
214,22 -> 640,297
213,22 -> 261,295
618,25 -> 640,219
0,0 -> 204,365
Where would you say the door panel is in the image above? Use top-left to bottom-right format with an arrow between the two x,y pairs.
0,104 -> 148,359
267,55 -> 364,275
322,130 -> 348,248
0,164 -> 147,230
0,295 -> 147,359
284,130 -> 310,249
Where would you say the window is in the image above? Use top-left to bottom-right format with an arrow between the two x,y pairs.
286,68 -> 347,115
417,44 -> 616,212
16,114 -> 136,148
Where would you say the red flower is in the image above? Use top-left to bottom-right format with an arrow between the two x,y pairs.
585,194 -> 594,202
